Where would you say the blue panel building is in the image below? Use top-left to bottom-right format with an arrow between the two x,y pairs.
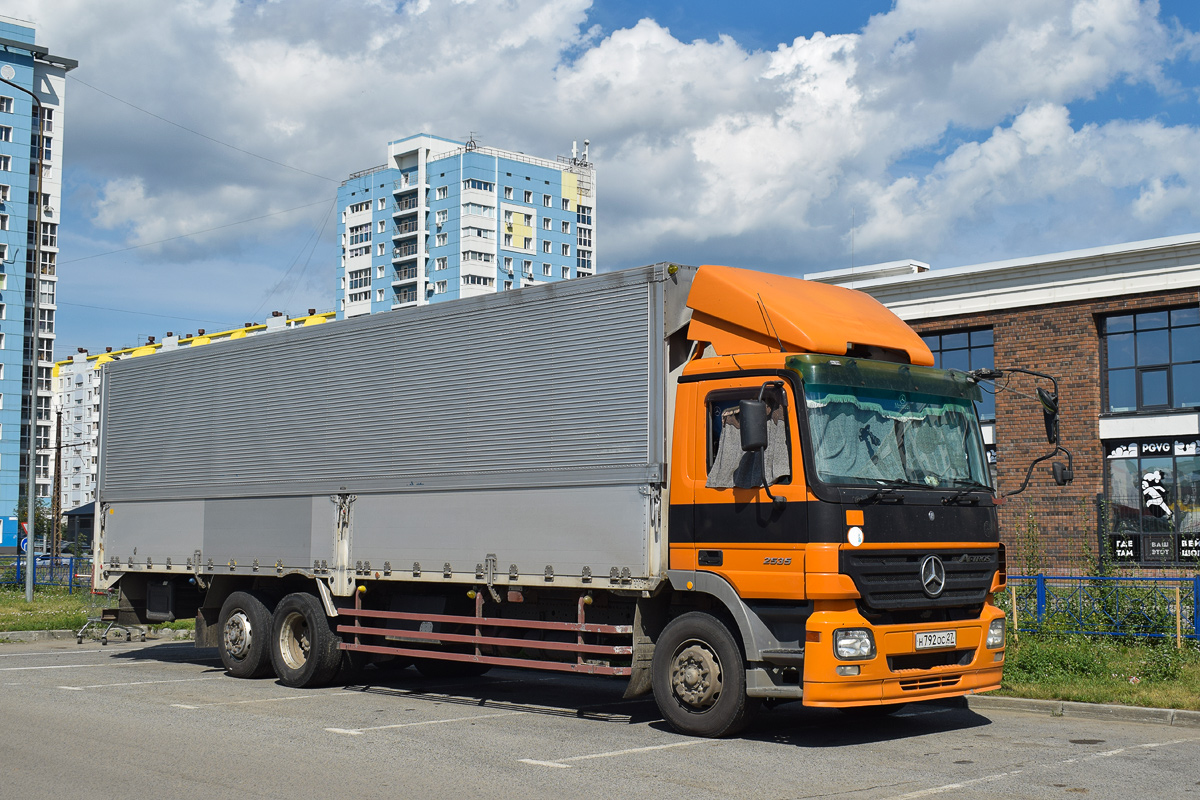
0,16 -> 75,539
336,135 -> 595,317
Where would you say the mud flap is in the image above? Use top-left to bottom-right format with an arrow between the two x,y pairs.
623,596 -> 667,699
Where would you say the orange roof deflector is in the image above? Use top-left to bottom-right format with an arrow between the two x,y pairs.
685,264 -> 934,365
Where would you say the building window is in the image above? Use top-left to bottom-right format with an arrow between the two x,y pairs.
462,250 -> 495,264
561,266 -> 570,279
435,257 -> 447,270
0,97 -> 10,113
503,234 -> 512,247
0,185 -> 8,202
921,328 -> 995,420
0,126 -> 10,143
542,240 -> 551,254
462,202 -> 494,217
377,243 -> 385,256
504,187 -> 513,200
436,209 -> 448,226
377,197 -> 386,211
577,205 -> 592,225
436,186 -> 448,200
348,223 -> 371,245
435,280 -> 447,294
523,190 -> 532,203
349,200 -> 370,214
462,275 -> 495,287
1103,307 -> 1200,413
542,263 -> 551,276
543,194 -> 552,207
436,233 -> 448,247
349,245 -> 369,258
1105,439 -> 1200,566
503,280 -> 513,290
377,220 -> 386,233
561,198 -> 570,211
503,256 -> 513,271
348,268 -> 371,290
542,217 -> 551,231
523,260 -> 533,277
0,155 -> 9,171
376,288 -> 385,302
0,214 -> 6,231
577,227 -> 591,247
561,243 -> 570,257
523,236 -> 533,250
462,179 -> 494,192
577,250 -> 592,272
376,265 -> 385,278
561,220 -> 570,234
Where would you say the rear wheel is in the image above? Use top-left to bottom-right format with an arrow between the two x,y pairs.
217,591 -> 275,679
651,611 -> 756,737
269,592 -> 342,688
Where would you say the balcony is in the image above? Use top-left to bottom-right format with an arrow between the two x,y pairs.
392,243 -> 418,260
392,220 -> 419,237
392,265 -> 419,283
393,287 -> 419,306
393,197 -> 419,213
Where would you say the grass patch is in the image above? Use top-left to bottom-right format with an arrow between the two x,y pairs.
0,585 -> 114,632
999,634 -> 1200,710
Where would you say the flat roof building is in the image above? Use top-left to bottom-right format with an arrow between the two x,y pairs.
0,16 -> 75,532
336,134 -> 595,317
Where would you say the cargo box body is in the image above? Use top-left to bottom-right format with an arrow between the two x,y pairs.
96,264 -> 695,596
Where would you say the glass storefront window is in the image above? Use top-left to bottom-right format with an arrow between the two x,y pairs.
1103,306 -> 1200,413
1105,440 -> 1200,565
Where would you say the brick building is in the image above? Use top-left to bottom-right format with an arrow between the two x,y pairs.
809,234 -> 1200,575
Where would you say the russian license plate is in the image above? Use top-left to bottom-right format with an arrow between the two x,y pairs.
915,630 -> 956,650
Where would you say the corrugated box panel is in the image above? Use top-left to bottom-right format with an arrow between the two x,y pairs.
99,266 -> 668,502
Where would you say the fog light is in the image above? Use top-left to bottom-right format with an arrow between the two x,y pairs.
986,618 -> 1005,649
836,665 -> 860,676
993,651 -> 1004,662
834,628 -> 876,660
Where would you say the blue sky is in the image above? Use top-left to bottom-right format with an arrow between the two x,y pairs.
12,0 -> 1200,354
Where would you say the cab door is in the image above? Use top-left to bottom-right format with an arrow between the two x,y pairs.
671,375 -> 808,600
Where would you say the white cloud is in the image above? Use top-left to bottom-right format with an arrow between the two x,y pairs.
7,0 -> 1200,350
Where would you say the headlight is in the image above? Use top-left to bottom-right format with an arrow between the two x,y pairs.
986,618 -> 1005,649
834,628 -> 876,660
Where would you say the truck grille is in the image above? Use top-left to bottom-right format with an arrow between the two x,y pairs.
899,675 -> 961,692
841,550 -> 997,611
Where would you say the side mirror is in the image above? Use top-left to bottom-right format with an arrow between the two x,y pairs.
1037,387 -> 1059,444
1052,462 -> 1073,486
738,399 -> 769,452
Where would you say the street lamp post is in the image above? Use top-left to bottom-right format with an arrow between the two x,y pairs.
0,72 -> 46,602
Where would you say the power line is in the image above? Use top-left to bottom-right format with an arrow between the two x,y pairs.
54,301 -> 233,326
60,199 -> 332,264
68,75 -> 339,183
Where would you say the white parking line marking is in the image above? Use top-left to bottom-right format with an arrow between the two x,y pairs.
520,740 -> 708,768
59,677 -> 224,690
327,711 -> 523,735
883,736 -> 1200,799
0,663 -> 149,672
174,692 -> 354,709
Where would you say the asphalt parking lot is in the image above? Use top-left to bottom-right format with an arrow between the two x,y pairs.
1,638 -> 1198,799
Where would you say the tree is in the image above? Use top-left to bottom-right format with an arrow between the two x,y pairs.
12,497 -> 53,551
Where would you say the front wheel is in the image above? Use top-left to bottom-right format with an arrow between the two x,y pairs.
651,611 -> 756,737
269,592 -> 343,688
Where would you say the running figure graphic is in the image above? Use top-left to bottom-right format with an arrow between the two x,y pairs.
1141,469 -> 1173,518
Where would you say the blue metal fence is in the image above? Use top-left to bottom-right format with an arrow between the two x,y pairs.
998,575 -> 1200,641
0,555 -> 93,593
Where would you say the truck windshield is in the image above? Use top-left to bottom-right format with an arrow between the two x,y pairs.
803,383 -> 990,488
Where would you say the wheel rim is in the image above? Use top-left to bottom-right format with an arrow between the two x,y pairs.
278,610 -> 311,671
669,639 -> 723,710
222,610 -> 253,662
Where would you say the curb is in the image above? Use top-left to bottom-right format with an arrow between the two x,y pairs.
966,694 -> 1200,729
0,628 -> 195,643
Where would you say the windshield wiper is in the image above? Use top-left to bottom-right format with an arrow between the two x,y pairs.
856,479 -> 929,505
941,480 -> 993,505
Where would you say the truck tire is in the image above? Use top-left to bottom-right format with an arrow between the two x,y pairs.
218,591 -> 275,679
651,611 -> 756,738
269,592 -> 343,688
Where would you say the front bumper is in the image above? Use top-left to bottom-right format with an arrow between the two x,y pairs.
801,601 -> 1005,707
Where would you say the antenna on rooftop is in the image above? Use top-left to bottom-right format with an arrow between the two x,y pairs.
465,132 -> 478,151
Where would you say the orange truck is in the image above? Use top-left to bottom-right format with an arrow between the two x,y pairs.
95,262 -> 1058,737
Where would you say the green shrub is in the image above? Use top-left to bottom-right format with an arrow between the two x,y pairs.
1138,643 -> 1187,682
1005,636 -> 1111,682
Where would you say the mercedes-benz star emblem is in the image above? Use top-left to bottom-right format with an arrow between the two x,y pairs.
920,555 -> 946,598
